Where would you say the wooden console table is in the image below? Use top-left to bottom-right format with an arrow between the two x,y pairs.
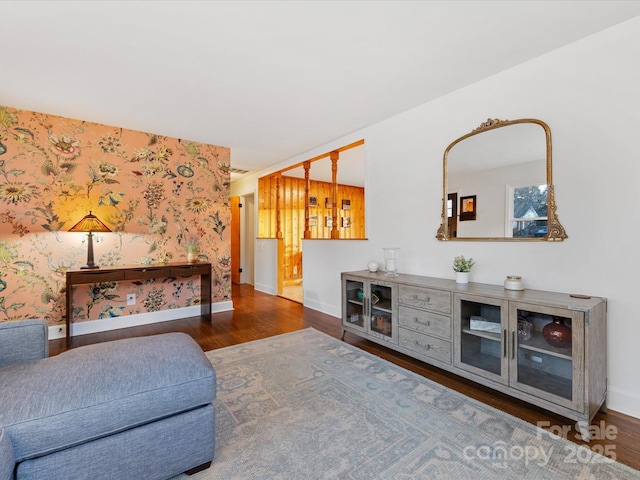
65,262 -> 212,346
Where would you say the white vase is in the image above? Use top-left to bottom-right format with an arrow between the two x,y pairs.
187,251 -> 199,263
455,271 -> 470,284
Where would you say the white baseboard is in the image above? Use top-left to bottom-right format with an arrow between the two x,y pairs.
303,297 -> 340,318
250,285 -> 340,319
49,301 -> 234,340
606,386 -> 640,420
254,283 -> 277,295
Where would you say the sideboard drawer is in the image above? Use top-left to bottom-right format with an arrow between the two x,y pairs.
398,285 -> 451,314
399,328 -> 451,365
124,267 -> 171,280
398,305 -> 451,339
171,264 -> 211,277
68,271 -> 125,284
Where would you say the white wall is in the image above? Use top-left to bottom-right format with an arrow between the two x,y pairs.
232,17 -> 640,418
253,238 -> 278,295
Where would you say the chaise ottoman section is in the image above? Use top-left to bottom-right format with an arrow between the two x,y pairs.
15,404 -> 214,480
0,332 -> 216,465
0,429 -> 14,480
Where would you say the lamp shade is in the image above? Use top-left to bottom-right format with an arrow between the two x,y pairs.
69,211 -> 111,269
68,211 -> 111,233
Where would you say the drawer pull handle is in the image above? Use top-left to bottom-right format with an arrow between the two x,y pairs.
412,294 -> 431,303
414,317 -> 431,327
415,341 -> 431,350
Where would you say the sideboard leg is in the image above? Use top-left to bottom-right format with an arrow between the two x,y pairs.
599,399 -> 608,414
576,420 -> 592,443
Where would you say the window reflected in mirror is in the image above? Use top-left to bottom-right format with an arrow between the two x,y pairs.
511,184 -> 548,238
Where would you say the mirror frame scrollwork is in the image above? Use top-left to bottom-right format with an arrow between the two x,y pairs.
436,118 -> 568,242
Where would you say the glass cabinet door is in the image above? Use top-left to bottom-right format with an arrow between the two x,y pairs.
509,302 -> 584,411
454,293 -> 509,384
343,278 -> 366,334
368,283 -> 395,342
342,277 -> 397,344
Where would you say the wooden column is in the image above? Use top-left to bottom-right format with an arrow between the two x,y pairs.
275,175 -> 283,239
303,161 -> 311,239
330,151 -> 340,239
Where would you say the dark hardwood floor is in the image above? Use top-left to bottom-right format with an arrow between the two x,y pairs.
50,283 -> 640,471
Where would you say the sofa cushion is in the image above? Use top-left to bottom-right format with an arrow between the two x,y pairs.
0,429 -> 15,480
0,332 -> 216,462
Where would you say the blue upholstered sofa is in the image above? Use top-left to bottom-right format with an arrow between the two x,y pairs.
0,319 -> 216,480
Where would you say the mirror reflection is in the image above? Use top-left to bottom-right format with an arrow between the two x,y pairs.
436,118 -> 567,241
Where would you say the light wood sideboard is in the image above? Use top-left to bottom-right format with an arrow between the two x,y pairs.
341,270 -> 607,439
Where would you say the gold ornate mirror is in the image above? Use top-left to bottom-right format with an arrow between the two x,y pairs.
436,118 -> 567,241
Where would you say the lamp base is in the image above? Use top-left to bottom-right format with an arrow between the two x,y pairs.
81,232 -> 100,269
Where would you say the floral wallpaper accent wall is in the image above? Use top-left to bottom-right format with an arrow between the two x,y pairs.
0,106 -> 231,327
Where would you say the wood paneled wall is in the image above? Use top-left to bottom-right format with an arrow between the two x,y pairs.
258,175 -> 279,238
258,175 -> 365,282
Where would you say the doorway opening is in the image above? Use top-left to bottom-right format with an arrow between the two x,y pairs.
281,281 -> 303,303
256,141 -> 365,305
231,193 -> 255,286
447,192 -> 458,238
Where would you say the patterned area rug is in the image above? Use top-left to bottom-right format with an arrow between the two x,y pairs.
183,328 -> 639,479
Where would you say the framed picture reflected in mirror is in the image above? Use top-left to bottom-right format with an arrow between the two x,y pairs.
460,195 -> 476,221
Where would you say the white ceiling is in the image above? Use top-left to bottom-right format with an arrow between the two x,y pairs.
2,1 -> 639,180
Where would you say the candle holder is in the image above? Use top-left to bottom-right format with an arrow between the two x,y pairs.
383,248 -> 400,277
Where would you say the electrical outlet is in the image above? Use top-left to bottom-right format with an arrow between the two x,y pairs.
127,294 -> 136,306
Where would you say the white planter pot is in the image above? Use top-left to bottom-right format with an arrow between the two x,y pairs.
455,272 -> 470,284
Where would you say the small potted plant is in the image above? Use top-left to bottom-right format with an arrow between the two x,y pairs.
452,255 -> 475,283
185,237 -> 200,263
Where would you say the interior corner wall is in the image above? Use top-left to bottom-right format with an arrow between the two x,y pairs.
0,107 -> 231,333
235,17 -> 640,419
